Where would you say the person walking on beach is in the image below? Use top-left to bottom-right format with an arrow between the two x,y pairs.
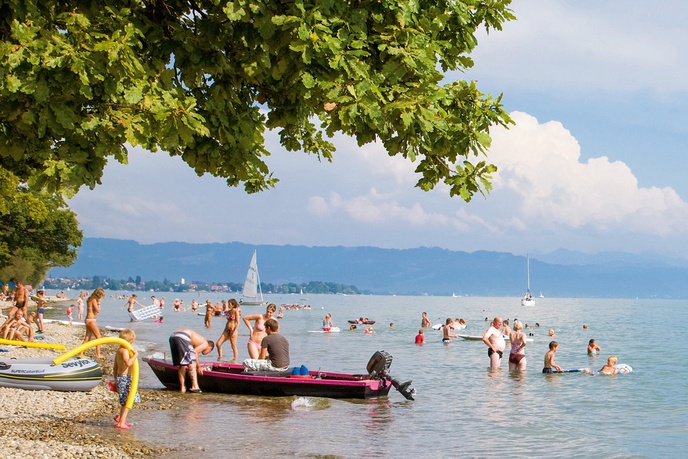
243,303 -> 277,359
243,319 -> 290,371
66,304 -> 74,326
216,299 -> 241,362
113,329 -> 140,429
81,288 -> 105,359
508,320 -> 527,371
34,289 -> 46,333
482,317 -> 506,369
169,328 -> 215,393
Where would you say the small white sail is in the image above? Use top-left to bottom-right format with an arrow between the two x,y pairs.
241,250 -> 265,305
521,254 -> 535,306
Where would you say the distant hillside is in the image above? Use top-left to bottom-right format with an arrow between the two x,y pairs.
47,238 -> 688,298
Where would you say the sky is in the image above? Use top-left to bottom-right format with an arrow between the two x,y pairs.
67,1 -> 688,260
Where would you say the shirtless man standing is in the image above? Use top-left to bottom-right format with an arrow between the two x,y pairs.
124,294 -> 145,321
7,280 -> 29,319
482,317 -> 506,369
168,328 -> 215,393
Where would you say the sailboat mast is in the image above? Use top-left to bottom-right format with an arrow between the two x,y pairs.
256,252 -> 264,301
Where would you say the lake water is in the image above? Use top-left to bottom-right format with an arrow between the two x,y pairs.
44,292 -> 686,458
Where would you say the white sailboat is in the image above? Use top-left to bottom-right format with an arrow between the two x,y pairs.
521,254 -> 536,306
240,250 -> 265,306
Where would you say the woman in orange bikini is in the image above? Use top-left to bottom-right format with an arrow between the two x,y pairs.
216,299 -> 241,362
82,288 -> 105,358
243,303 -> 276,359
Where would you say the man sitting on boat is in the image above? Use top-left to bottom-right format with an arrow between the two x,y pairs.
243,319 -> 290,372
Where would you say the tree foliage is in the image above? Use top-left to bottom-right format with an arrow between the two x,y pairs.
0,171 -> 83,285
1,0 -> 514,201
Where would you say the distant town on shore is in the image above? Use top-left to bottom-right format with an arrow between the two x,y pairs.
43,275 -> 361,295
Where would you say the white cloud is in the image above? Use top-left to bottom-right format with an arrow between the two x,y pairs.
487,111 -> 688,234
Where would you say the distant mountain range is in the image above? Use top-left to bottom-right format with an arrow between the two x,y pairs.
47,238 -> 688,298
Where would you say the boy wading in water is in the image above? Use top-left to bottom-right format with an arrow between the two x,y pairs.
113,329 -> 140,429
542,341 -> 563,373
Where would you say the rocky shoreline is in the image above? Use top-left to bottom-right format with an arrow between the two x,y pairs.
0,320 -> 178,458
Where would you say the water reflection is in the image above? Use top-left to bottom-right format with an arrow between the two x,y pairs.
507,370 -> 527,396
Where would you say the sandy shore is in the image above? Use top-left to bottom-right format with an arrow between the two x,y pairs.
0,320 -> 176,458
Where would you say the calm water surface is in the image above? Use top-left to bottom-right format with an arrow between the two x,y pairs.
45,293 -> 688,458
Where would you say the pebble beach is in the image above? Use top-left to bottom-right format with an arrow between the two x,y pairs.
0,301 -> 176,458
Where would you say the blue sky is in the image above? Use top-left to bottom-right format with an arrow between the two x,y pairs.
68,1 -> 688,260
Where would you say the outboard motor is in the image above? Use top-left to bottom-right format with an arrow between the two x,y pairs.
367,350 -> 393,378
366,351 -> 415,401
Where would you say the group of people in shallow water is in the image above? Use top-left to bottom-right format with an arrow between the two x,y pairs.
416,312 -> 622,375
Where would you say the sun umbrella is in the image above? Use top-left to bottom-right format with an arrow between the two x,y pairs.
7,282 -> 16,288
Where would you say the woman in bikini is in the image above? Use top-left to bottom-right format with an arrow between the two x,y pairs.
243,303 -> 277,359
508,319 -> 527,371
216,299 -> 241,362
82,287 -> 105,358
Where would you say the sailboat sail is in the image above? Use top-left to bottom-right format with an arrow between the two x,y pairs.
521,254 -> 535,306
241,251 -> 264,305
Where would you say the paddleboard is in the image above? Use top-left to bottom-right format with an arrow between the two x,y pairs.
308,327 -> 341,333
129,304 -> 162,321
432,323 -> 467,331
554,364 -> 633,374
42,319 -> 86,327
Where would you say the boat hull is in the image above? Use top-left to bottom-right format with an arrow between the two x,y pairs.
0,357 -> 103,391
144,357 -> 392,399
238,300 -> 266,306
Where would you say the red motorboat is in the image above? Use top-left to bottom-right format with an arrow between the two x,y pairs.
144,351 -> 414,400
